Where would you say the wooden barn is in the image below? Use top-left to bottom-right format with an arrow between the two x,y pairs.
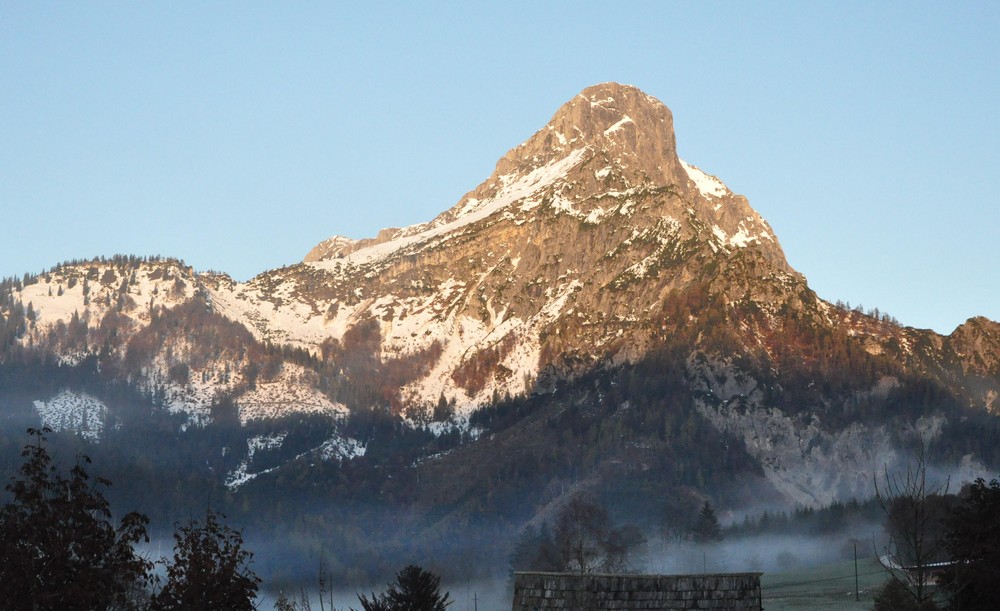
511,571 -> 763,611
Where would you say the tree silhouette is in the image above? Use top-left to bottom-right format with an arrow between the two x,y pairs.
940,477 -> 1000,610
152,509 -> 261,610
509,524 -> 562,575
356,565 -> 451,611
872,578 -> 940,611
524,494 -> 647,574
691,501 -> 722,543
873,451 -> 951,609
555,494 -> 614,573
0,428 -> 151,610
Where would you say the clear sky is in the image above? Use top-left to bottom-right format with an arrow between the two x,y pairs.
2,2 -> 997,334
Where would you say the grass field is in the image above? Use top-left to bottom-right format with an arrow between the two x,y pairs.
761,556 -> 890,610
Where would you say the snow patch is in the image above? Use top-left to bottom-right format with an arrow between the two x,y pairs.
588,95 -> 616,108
547,125 -> 568,147
236,363 -> 347,423
13,260 -> 199,349
710,218 -> 775,250
317,435 -> 367,461
34,391 -> 108,442
225,431 -> 365,490
680,159 -> 729,198
604,115 -> 633,135
584,208 -> 609,224
310,148 -> 587,271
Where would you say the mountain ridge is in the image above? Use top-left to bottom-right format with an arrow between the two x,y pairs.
304,83 -> 790,275
1,83 -> 998,514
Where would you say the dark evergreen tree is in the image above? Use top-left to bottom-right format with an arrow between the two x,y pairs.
872,578 -> 940,611
433,393 -> 453,422
0,428 -> 151,610
691,501 -> 722,543
152,509 -> 261,610
940,477 -> 1000,610
273,590 -> 297,611
356,565 -> 451,611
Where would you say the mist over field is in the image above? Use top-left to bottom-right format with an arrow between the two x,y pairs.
248,498 -> 887,611
647,532 -> 879,576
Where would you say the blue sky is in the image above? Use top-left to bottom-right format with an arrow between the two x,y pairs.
2,2 -> 997,333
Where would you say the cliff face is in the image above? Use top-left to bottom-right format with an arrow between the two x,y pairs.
220,83 -> 801,409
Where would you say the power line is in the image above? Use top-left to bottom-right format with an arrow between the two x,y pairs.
761,568 -> 887,595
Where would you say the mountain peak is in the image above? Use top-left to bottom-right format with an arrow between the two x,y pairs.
493,82 -> 684,187
304,84 -> 787,273
305,83 -> 688,263
380,83 -> 692,245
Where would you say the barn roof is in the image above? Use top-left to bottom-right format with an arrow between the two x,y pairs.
511,571 -> 763,611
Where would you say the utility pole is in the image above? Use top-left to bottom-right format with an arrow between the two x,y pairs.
854,540 -> 860,602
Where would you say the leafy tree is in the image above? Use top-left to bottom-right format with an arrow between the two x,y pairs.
940,477 -> 1000,610
0,428 -> 152,610
546,494 -> 645,574
509,524 -> 561,575
356,565 -> 451,611
603,523 -> 646,572
554,494 -> 614,573
691,501 -> 722,543
152,509 -> 261,610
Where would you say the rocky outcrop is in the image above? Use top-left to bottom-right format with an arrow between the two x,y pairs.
948,317 -> 1000,378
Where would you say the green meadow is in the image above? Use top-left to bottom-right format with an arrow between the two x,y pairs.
761,557 -> 891,610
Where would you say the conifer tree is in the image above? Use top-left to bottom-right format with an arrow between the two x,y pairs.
356,565 -> 451,611
940,477 -> 1000,610
691,501 -> 723,543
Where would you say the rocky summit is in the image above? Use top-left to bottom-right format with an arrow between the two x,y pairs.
2,83 -> 999,519
225,83 -> 796,412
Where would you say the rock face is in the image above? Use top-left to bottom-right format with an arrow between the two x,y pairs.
208,83 -> 797,410
305,83 -> 789,273
3,83 -> 999,505
948,317 -> 1000,378
303,235 -> 359,263
427,83 -> 689,234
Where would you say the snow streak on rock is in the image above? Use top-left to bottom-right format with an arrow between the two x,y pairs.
224,431 -> 365,490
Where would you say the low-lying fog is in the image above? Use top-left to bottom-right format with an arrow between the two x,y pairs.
257,526 -> 884,611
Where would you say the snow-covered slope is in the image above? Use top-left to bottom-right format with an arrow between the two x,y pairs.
33,391 -> 109,442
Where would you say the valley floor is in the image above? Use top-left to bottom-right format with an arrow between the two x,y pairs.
263,557 -> 894,611
761,556 -> 888,610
